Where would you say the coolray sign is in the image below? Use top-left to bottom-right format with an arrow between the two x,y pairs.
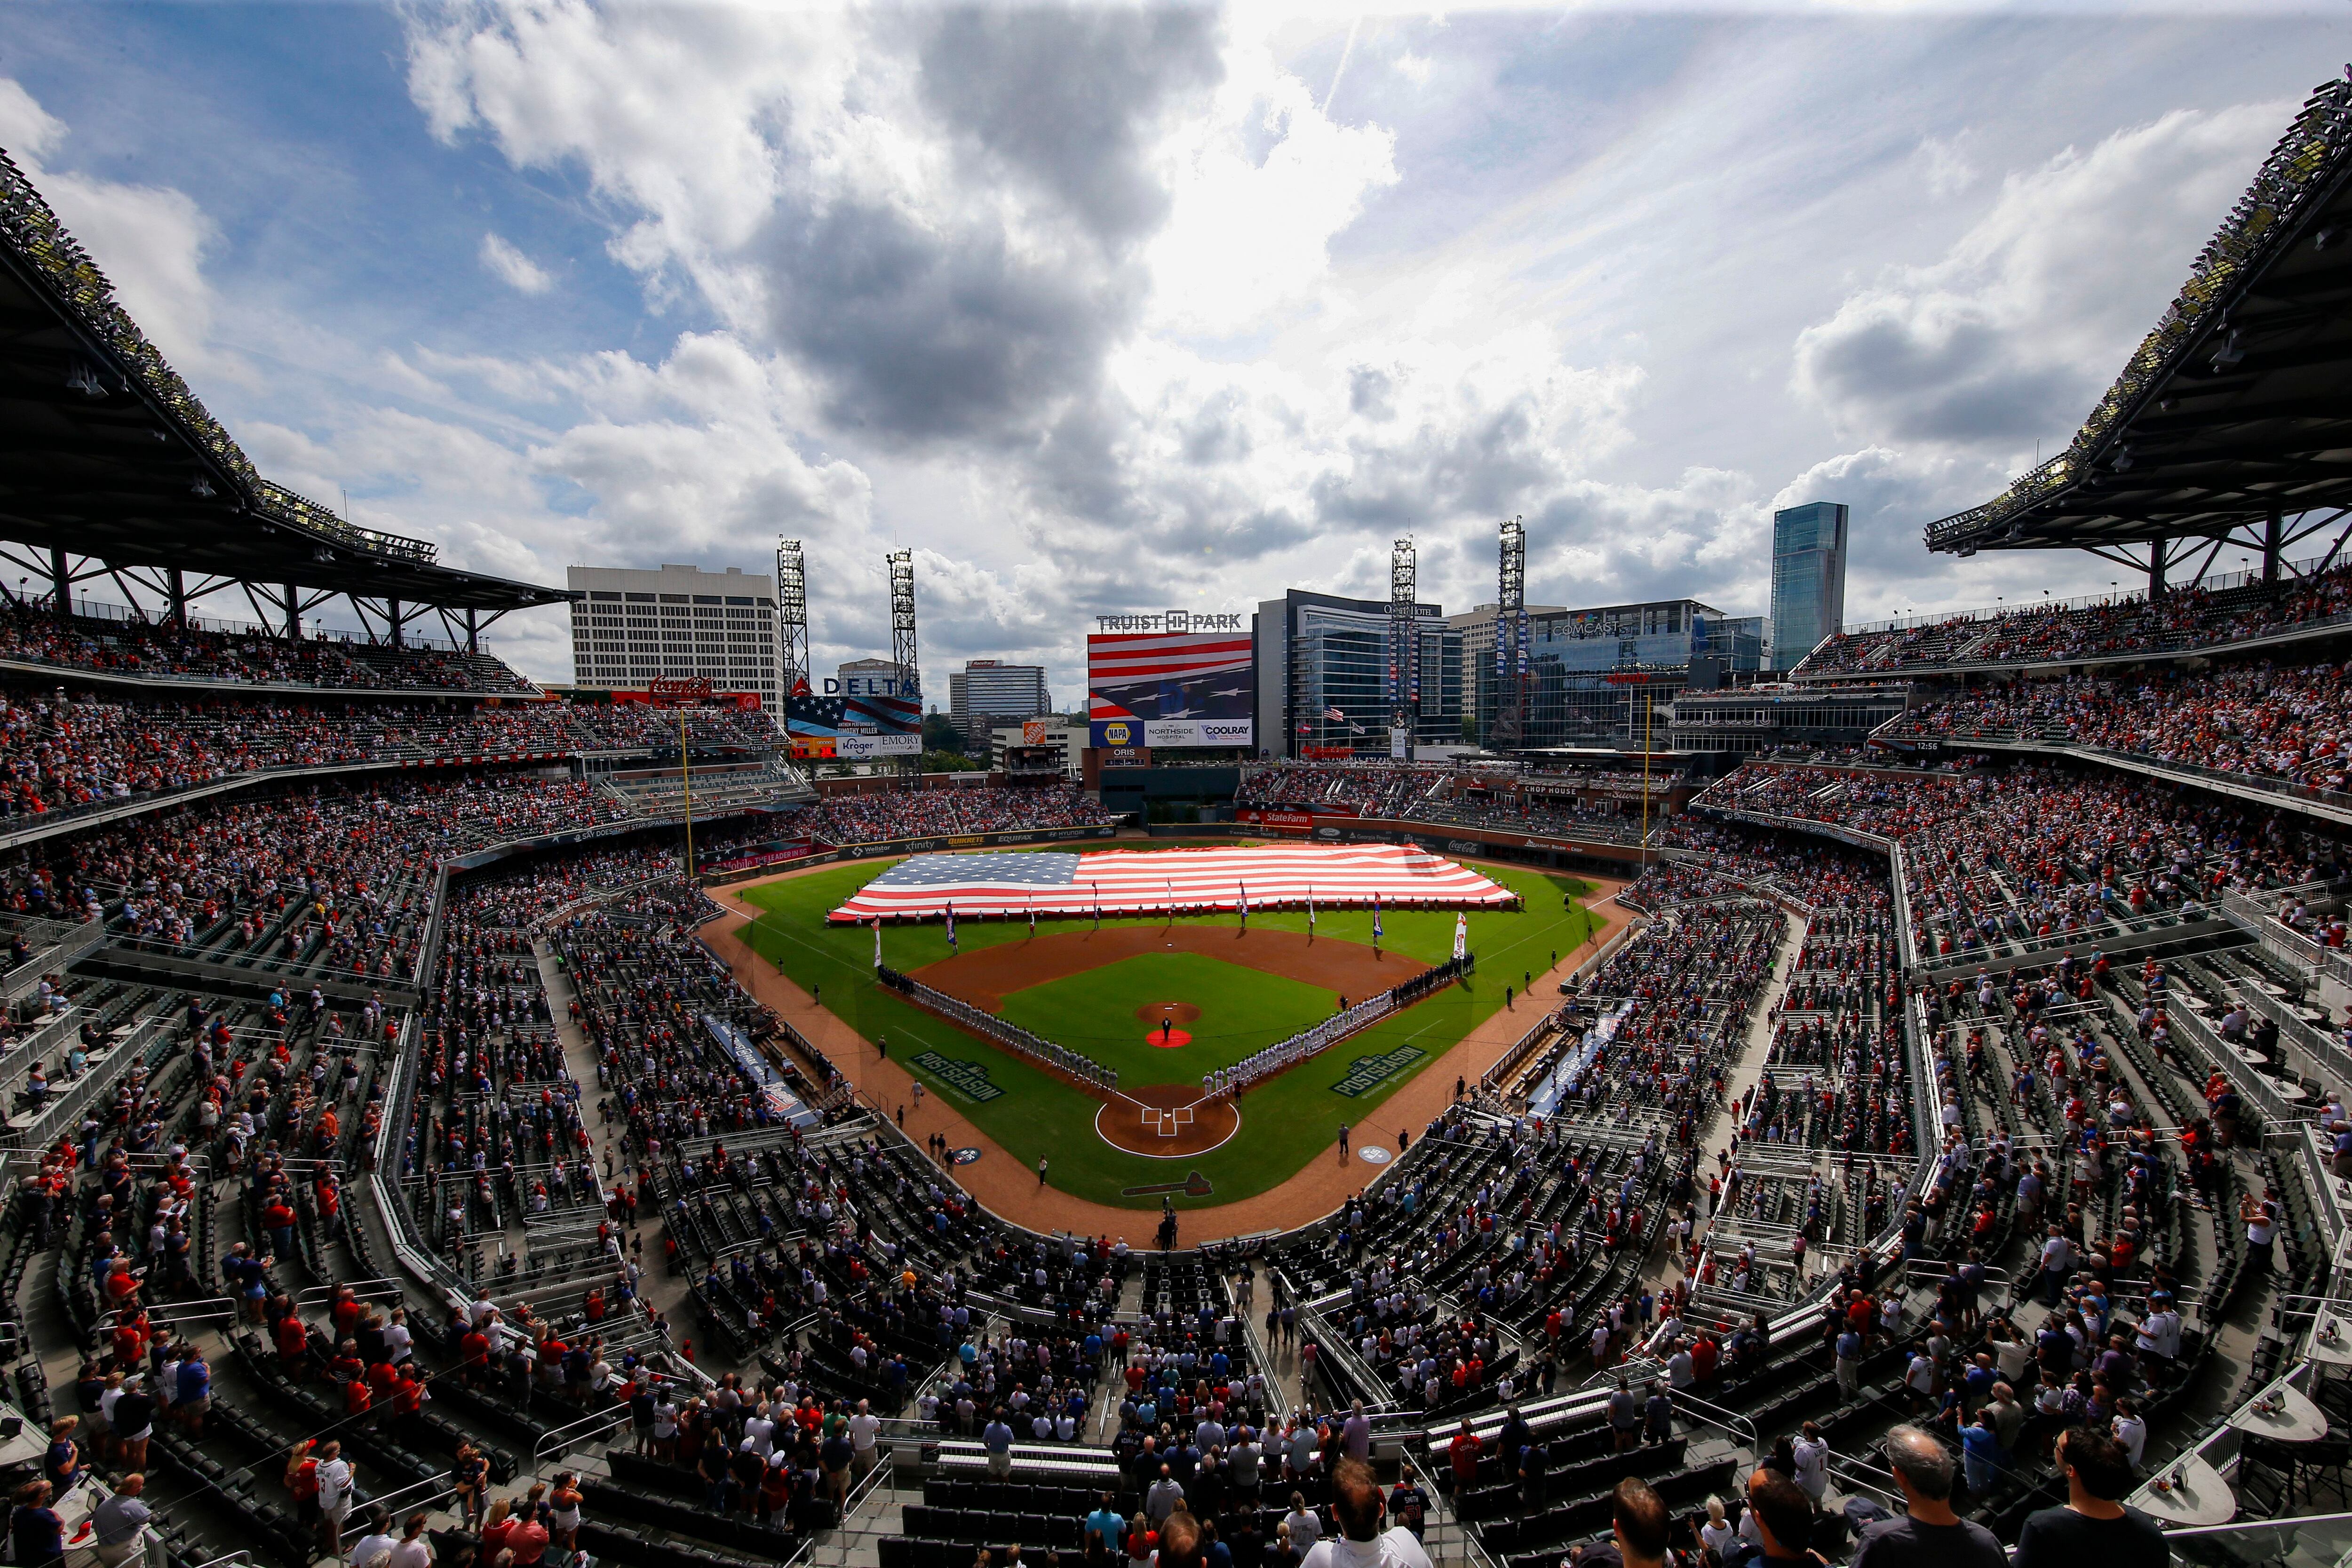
1144,718 -> 1254,748
911,1051 -> 1005,1103
1095,611 -> 1246,633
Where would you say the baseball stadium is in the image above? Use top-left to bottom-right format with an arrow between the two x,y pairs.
0,37 -> 2346,1568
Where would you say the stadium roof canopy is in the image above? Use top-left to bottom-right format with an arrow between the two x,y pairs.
1925,71 -> 2352,581
0,148 -> 571,638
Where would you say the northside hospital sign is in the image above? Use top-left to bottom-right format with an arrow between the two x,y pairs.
1095,612 -> 1246,634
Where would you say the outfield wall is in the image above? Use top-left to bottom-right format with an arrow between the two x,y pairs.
699,822 -> 1118,887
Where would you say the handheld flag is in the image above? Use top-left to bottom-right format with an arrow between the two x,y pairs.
1373,894 -> 1383,943
946,902 -> 957,949
1454,911 -> 1469,962
873,916 -> 882,969
1308,886 -> 1316,930
1238,880 -> 1248,924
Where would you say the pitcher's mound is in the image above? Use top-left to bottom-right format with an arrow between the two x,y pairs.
1097,1083 -> 1240,1158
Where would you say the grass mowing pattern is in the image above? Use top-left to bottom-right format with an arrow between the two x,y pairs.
736,856 -> 1596,1210
997,953 -> 1338,1081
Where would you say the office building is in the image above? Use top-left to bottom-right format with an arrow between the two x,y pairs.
1446,600 -> 1567,736
834,657 -> 909,698
989,719 -> 1081,779
950,659 -> 1052,745
568,563 -> 781,710
1770,501 -> 1848,670
1477,598 -> 1767,750
1254,589 -> 1463,760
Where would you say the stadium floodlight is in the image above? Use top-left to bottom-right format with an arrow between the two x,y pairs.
776,538 -> 809,698
889,548 -> 919,778
1494,517 -> 1527,752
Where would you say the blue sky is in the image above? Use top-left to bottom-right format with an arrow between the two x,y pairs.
1,3 -> 2344,690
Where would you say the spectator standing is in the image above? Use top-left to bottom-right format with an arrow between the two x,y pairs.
1299,1458 -> 1431,1568
2012,1429 -> 2169,1568
92,1474 -> 152,1568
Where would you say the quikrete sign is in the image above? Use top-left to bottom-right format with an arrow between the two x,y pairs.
1094,611 -> 1246,633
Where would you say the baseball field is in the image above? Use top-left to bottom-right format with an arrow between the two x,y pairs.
735,851 -> 1598,1210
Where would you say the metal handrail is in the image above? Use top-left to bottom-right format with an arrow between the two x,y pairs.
1668,1387 -> 1759,1449
2165,1510 -> 2352,1541
182,1552 -> 255,1568
365,1476 -> 459,1515
533,1402 -> 634,1461
293,1280 -> 403,1307
1400,1445 -> 1502,1568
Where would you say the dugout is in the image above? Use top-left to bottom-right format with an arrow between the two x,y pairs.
1097,764 -> 1241,823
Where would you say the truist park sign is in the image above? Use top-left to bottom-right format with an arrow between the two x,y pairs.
1096,611 -> 1246,633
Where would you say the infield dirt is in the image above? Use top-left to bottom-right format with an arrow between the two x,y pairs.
908,923 -> 1424,1011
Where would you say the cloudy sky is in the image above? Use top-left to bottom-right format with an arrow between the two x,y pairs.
0,2 -> 2341,693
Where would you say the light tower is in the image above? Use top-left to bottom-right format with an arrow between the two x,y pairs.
1388,536 -> 1418,760
775,538 -> 809,699
888,548 -> 919,777
1494,517 -> 1527,752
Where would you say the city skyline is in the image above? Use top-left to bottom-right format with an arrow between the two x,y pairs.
0,3 -> 2336,701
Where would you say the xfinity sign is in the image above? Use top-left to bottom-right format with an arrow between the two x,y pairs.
1095,610 -> 1246,634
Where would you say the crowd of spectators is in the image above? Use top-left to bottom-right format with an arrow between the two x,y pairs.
808,786 -> 1114,844
1798,560 -> 2352,677
0,599 -> 535,692
1889,654 -> 2352,797
0,685 -> 786,824
1236,762 -> 1671,843
1695,759 -> 2345,961
1237,764 -> 1454,818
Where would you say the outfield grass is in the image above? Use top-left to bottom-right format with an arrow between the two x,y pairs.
997,952 -> 1338,1082
735,854 -> 1597,1212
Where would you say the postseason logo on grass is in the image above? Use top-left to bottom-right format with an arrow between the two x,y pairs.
1330,1044 -> 1428,1098
912,1051 -> 1006,1103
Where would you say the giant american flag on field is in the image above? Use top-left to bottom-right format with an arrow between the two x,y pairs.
826,843 -> 1513,921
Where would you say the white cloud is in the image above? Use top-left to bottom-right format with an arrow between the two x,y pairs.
1144,23 -> 1399,339
1,78 -> 218,372
4,20 -> 2332,694
1795,100 -> 2287,457
0,79 -> 66,159
479,231 -> 553,294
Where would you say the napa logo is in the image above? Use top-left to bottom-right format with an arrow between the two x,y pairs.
1103,721 -> 1134,745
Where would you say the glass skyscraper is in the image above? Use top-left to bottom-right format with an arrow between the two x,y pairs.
1770,501 -> 1848,670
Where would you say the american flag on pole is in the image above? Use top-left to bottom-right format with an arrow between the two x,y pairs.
828,843 -> 1511,922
